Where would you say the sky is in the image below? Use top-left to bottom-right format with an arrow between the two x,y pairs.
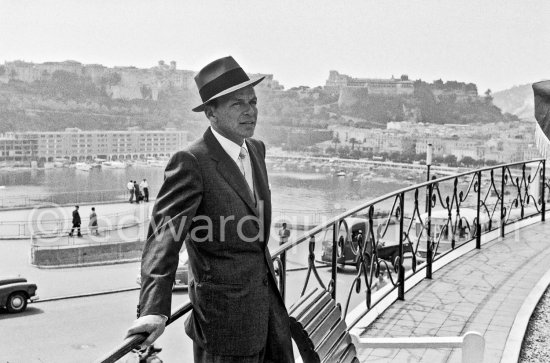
1,0 -> 549,93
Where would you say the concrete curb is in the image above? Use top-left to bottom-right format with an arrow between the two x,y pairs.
36,286 -> 141,303
30,257 -> 141,269
501,258 -> 550,363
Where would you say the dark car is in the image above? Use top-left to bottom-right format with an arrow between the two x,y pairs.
136,249 -> 189,290
0,277 -> 39,313
320,217 -> 413,271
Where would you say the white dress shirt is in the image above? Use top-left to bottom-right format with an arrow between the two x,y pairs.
210,127 -> 255,194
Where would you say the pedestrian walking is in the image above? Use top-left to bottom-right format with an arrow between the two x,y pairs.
134,180 -> 142,203
127,180 -> 135,203
140,178 -> 149,202
69,205 -> 82,237
279,222 -> 291,244
89,207 -> 99,236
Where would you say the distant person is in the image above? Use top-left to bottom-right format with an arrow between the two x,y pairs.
279,222 -> 291,244
134,180 -> 142,203
140,178 -> 149,202
69,205 -> 82,237
127,180 -> 135,203
89,207 -> 99,236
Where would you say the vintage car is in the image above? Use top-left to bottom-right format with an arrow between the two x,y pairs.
320,217 -> 413,271
136,249 -> 189,290
0,276 -> 39,313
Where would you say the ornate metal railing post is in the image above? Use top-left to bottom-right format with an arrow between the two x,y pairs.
476,171 -> 482,249
542,159 -> 546,222
426,181 -> 433,279
500,166 -> 506,238
279,236 -> 287,303
331,221 -> 338,300
398,192 -> 405,300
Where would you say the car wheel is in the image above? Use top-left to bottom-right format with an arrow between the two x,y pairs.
392,253 -> 400,273
7,292 -> 27,313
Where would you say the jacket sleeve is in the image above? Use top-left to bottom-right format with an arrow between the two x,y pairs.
138,150 -> 203,317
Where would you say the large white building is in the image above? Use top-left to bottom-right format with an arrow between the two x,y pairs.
0,129 -> 189,164
325,71 -> 414,96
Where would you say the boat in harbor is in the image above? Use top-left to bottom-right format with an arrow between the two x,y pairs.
101,161 -> 127,169
146,157 -> 168,167
53,158 -> 69,168
75,162 -> 92,172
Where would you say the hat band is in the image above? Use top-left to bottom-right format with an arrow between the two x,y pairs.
199,68 -> 250,103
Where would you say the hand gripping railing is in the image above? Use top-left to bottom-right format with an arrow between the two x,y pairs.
95,302 -> 193,363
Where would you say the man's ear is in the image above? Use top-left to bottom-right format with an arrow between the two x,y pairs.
205,105 -> 216,122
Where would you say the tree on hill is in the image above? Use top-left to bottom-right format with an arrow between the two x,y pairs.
484,89 -> 493,104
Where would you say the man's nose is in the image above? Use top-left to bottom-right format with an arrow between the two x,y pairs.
243,103 -> 257,116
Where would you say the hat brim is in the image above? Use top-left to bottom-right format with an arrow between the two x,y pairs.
192,76 -> 265,112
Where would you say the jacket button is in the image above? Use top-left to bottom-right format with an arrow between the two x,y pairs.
263,277 -> 268,286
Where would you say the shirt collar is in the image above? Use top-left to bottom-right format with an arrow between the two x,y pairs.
210,126 -> 248,163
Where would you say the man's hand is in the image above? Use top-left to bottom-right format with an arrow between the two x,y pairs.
125,315 -> 167,348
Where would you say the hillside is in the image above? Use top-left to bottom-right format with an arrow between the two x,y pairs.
0,76 -> 204,133
493,83 -> 537,121
0,69 -> 519,137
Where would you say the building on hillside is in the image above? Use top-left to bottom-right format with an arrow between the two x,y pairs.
249,73 -> 283,91
325,70 -> 414,96
0,133 -> 39,164
0,129 -> 189,165
2,60 -> 282,101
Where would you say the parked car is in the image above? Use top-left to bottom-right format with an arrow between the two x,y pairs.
0,276 -> 39,313
320,217 -> 413,271
136,249 -> 189,290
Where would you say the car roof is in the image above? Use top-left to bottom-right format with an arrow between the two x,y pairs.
0,277 -> 28,286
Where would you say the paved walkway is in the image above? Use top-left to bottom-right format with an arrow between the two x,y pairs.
354,219 -> 550,363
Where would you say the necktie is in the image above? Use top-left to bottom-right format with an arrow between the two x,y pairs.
238,146 -> 254,194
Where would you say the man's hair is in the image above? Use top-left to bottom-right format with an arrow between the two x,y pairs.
204,99 -> 219,115
91,207 -> 95,211
75,205 -> 79,209
282,222 -> 287,228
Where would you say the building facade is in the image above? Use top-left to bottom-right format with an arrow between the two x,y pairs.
325,70 -> 414,96
0,129 -> 189,165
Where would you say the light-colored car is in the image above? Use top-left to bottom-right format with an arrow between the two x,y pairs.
136,249 -> 189,290
0,277 -> 39,313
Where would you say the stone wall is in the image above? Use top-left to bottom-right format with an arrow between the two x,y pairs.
31,240 -> 145,268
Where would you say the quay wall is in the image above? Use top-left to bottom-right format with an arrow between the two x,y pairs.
31,240 -> 144,268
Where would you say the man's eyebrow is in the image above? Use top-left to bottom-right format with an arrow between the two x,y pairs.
232,95 -> 257,101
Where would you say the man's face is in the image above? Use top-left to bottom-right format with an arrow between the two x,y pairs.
208,86 -> 258,145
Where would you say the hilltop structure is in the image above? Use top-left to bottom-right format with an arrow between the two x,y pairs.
325,70 -> 415,95
0,60 -> 282,101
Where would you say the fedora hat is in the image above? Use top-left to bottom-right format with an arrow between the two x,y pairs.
192,56 -> 264,112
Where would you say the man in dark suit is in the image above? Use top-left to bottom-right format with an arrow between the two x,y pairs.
126,56 -> 294,363
69,205 -> 82,237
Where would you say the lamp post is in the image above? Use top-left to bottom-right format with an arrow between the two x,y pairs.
425,143 -> 433,212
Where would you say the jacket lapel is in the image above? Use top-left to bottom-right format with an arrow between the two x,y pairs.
204,129 -> 258,215
246,140 -> 268,204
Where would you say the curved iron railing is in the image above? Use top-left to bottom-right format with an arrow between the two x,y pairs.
96,159 -> 548,362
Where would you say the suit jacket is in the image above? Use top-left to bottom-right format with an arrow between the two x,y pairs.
138,128 -> 284,356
